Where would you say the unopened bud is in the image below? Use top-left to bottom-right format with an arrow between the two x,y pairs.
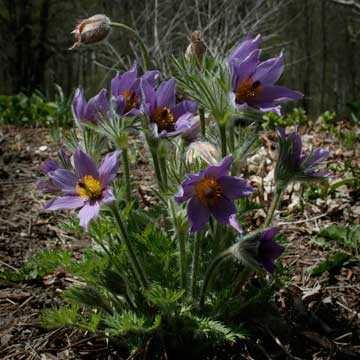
185,30 -> 207,63
70,14 -> 111,49
186,141 -> 220,165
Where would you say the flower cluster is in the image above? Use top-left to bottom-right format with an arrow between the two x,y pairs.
228,35 -> 303,114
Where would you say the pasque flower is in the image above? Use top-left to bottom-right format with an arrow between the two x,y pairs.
111,64 -> 159,117
274,127 -> 332,184
228,35 -> 302,114
141,79 -> 198,137
70,14 -> 111,49
41,147 -> 120,230
234,227 -> 284,273
175,155 -> 254,233
72,88 -> 110,125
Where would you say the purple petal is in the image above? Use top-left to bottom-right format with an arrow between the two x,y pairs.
101,188 -> 115,203
36,180 -> 60,192
156,79 -> 176,108
142,70 -> 160,88
228,34 -> 261,64
260,227 -> 277,243
209,196 -> 236,224
188,197 -> 210,234
229,214 -> 243,233
84,89 -> 110,123
43,160 -> 59,174
174,174 -> 200,203
172,100 -> 198,119
251,85 -> 303,104
74,147 -> 99,179
204,155 -> 233,179
303,149 -> 331,167
217,176 -> 255,200
99,150 -> 121,185
253,52 -> 284,85
78,202 -> 101,230
111,65 -> 138,97
45,195 -> 85,210
140,79 -> 156,111
112,95 -> 126,116
232,49 -> 260,91
289,131 -> 302,167
72,88 -> 86,122
48,169 -> 77,191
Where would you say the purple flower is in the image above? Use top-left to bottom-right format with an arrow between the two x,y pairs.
275,127 -> 332,184
234,227 -> 284,273
257,227 -> 284,273
175,155 -> 254,233
141,79 -> 198,137
72,88 -> 110,125
41,147 -> 121,230
111,64 -> 160,117
227,34 -> 261,65
228,36 -> 302,114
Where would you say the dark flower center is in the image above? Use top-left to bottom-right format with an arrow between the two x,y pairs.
76,175 -> 102,199
120,91 -> 139,113
195,177 -> 222,207
236,78 -> 262,103
152,107 -> 175,132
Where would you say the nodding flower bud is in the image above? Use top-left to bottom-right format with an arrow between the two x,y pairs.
230,227 -> 284,273
185,141 -> 221,166
185,30 -> 207,63
70,14 -> 111,49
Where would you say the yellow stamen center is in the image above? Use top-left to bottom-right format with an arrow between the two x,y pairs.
236,78 -> 262,103
152,107 -> 175,132
76,175 -> 102,199
120,90 -> 139,113
195,177 -> 222,207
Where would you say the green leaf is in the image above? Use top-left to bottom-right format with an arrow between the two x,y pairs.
311,252 -> 352,276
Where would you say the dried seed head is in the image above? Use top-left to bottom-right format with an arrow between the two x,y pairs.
186,141 -> 220,165
185,30 -> 207,63
70,14 -> 111,49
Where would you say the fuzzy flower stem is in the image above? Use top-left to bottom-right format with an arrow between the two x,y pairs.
190,232 -> 202,299
199,107 -> 206,138
122,149 -> 132,202
159,155 -> 168,188
150,148 -> 163,189
200,249 -> 232,308
169,201 -> 187,289
219,124 -> 227,157
109,22 -> 150,70
264,185 -> 285,227
111,203 -> 148,288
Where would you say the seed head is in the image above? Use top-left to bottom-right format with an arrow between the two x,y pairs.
70,14 -> 111,49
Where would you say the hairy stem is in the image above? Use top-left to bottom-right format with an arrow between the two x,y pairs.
150,148 -> 163,189
109,22 -> 150,70
122,149 -> 131,201
264,186 -> 284,227
111,203 -> 148,288
219,124 -> 227,158
190,232 -> 202,299
200,249 -> 232,308
159,155 -> 168,188
199,107 -> 206,138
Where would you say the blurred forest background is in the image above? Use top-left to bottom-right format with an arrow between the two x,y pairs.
0,0 -> 359,116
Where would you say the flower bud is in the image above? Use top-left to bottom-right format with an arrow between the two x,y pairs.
70,14 -> 111,49
185,30 -> 207,63
230,228 -> 284,273
185,141 -> 220,165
